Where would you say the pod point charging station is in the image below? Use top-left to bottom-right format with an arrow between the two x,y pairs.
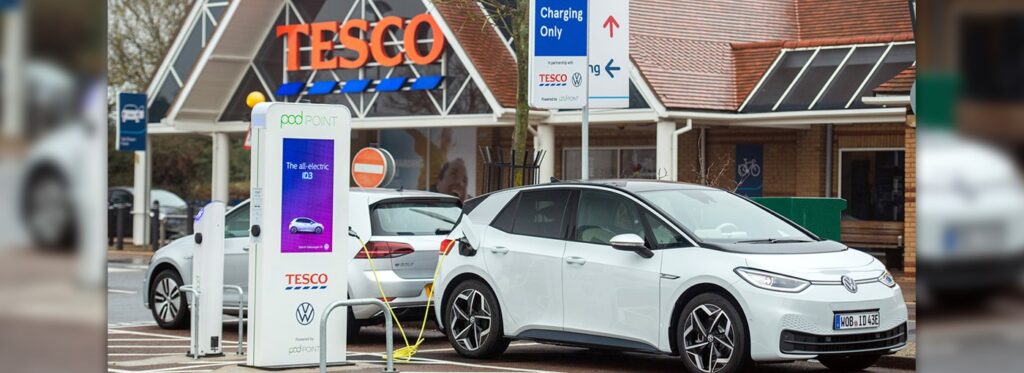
189,201 -> 225,358
245,102 -> 353,368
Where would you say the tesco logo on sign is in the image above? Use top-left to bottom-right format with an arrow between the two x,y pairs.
276,14 -> 446,72
539,73 -> 568,83
286,273 -> 329,285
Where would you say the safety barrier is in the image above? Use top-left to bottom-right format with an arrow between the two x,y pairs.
319,298 -> 396,373
223,285 -> 245,355
178,285 -> 201,360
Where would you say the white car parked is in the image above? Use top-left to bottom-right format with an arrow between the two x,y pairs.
434,180 -> 908,373
143,188 -> 462,340
288,217 -> 324,234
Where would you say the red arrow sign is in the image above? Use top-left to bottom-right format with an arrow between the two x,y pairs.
602,15 -> 620,38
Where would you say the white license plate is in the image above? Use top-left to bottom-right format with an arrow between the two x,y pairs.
833,311 -> 880,330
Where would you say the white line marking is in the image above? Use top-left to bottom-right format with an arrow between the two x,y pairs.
108,289 -> 137,294
107,353 -> 183,356
346,351 -> 554,372
108,345 -> 191,348
108,329 -> 190,340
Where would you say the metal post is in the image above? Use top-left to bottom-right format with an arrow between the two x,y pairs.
150,201 -> 160,250
186,204 -> 195,235
223,285 -> 245,355
825,124 -> 834,197
321,298 -> 395,373
179,285 -> 200,360
581,0 -> 591,180
115,205 -> 126,250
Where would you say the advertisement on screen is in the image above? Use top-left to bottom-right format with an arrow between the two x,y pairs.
281,138 -> 334,253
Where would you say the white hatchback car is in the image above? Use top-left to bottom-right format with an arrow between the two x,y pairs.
434,180 -> 908,373
144,188 -> 461,340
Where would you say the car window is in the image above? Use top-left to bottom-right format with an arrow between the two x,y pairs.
110,190 -> 132,205
152,189 -> 187,209
641,210 -> 689,249
639,189 -> 812,244
225,203 -> 250,238
511,190 -> 571,239
370,199 -> 462,236
490,194 -> 519,233
574,190 -> 644,245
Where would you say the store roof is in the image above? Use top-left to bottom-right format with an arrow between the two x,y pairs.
434,0 -> 517,108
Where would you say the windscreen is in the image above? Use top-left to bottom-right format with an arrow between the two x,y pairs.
370,200 -> 462,236
638,189 -> 812,244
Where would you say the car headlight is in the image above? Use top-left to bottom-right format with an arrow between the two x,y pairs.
878,270 -> 897,288
734,267 -> 810,293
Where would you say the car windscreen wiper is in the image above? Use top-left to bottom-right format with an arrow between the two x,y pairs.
435,228 -> 452,235
735,238 -> 813,244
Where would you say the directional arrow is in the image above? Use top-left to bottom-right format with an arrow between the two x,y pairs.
604,59 -> 621,78
602,15 -> 620,38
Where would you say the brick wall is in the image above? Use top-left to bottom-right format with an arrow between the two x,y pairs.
903,118 -> 916,274
830,123 -> 906,197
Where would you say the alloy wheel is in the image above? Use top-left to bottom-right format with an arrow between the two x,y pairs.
682,304 -> 735,373
449,288 -> 492,351
153,277 -> 182,323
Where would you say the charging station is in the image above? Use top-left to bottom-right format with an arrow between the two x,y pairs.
246,103 -> 352,368
190,201 -> 225,357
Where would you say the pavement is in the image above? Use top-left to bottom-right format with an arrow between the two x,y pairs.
108,253 -> 916,372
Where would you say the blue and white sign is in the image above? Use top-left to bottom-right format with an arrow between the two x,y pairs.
735,144 -> 764,197
529,0 -> 588,109
588,0 -> 630,109
116,92 -> 147,152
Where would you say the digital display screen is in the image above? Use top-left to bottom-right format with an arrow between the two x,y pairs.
280,138 -> 334,253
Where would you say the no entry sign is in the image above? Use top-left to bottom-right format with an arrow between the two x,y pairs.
351,147 -> 395,188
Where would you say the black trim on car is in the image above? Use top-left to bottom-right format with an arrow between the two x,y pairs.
514,329 -> 662,354
779,323 -> 907,355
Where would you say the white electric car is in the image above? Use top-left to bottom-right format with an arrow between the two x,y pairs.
288,217 -> 324,234
434,180 -> 908,373
144,188 -> 461,340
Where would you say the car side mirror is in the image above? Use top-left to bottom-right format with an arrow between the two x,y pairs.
609,233 -> 654,258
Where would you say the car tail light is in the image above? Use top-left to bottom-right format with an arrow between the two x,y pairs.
353,241 -> 414,259
439,239 -> 456,256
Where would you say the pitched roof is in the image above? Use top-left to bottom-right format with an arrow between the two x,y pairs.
796,0 -> 914,40
433,0 -> 518,108
875,65 -> 915,94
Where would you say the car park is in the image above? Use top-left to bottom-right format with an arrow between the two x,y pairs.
434,180 -> 908,373
143,188 -> 461,340
107,187 -> 191,240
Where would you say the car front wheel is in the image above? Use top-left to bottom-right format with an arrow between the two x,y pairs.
444,280 -> 509,358
819,354 -> 881,371
150,269 -> 190,329
677,293 -> 749,373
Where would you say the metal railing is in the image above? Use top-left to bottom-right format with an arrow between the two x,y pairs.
223,285 -> 245,355
178,285 -> 200,360
320,298 -> 396,373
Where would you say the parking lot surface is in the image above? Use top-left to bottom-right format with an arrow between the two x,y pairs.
109,260 -> 914,373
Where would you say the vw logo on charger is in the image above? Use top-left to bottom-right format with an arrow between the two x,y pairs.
571,72 -> 583,87
841,275 -> 857,293
295,302 -> 315,325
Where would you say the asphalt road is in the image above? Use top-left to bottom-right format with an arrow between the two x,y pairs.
107,261 -> 154,325
108,260 -> 914,372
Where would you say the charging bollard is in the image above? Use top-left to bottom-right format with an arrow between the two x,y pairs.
190,202 -> 225,357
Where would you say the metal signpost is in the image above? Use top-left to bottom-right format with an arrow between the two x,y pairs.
530,0 -> 629,179
247,103 -> 352,368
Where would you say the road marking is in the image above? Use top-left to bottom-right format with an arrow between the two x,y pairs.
107,353 -> 183,356
108,289 -> 136,294
346,351 -> 555,372
108,329 -> 189,340
108,345 -> 191,348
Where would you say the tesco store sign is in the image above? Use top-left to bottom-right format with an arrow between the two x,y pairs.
276,14 -> 446,71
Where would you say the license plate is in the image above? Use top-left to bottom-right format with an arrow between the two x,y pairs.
833,311 -> 880,330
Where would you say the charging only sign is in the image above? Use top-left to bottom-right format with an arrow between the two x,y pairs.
247,103 -> 351,368
529,0 -> 588,109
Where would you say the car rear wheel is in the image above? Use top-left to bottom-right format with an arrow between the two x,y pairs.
150,269 -> 189,329
819,354 -> 881,371
444,280 -> 509,358
22,168 -> 76,250
677,293 -> 749,373
290,227 -> 298,234
315,227 -> 323,234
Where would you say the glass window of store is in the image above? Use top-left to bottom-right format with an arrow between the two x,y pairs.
563,148 -> 657,180
840,149 -> 905,221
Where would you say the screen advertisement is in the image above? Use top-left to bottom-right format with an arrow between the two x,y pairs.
281,138 -> 334,253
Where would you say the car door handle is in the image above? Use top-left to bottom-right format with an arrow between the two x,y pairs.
565,256 -> 587,265
489,246 -> 509,255
242,246 -> 250,252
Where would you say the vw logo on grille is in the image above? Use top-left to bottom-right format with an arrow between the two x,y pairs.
296,302 -> 315,325
571,72 -> 583,87
841,275 -> 858,293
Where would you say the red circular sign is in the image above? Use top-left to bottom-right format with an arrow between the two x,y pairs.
351,147 -> 394,188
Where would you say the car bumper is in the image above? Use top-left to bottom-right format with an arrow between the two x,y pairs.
348,269 -> 431,320
918,252 -> 1024,291
738,281 -> 909,362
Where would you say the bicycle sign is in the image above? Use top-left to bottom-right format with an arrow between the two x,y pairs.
737,158 -> 761,178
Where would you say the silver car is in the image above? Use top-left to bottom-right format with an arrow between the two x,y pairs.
288,217 -> 324,234
142,188 -> 461,340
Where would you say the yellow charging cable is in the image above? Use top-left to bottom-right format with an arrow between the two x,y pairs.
354,236 -> 455,362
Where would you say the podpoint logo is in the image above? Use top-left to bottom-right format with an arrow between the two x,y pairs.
279,111 -> 339,128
